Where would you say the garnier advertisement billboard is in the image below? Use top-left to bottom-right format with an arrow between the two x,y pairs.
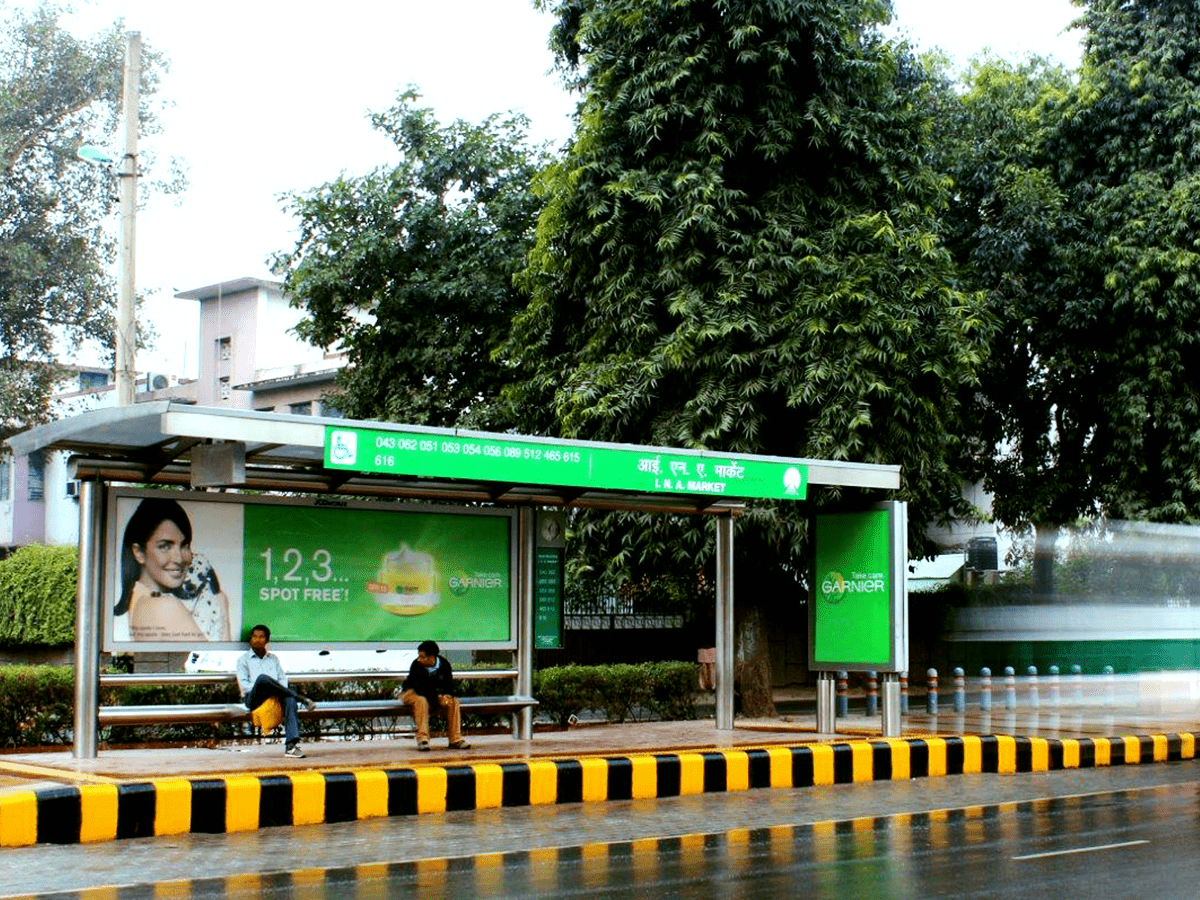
105,488 -> 515,651
808,502 -> 908,673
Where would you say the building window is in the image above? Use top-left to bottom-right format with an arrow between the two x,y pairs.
219,377 -> 231,400
0,454 -> 9,502
319,401 -> 343,419
217,336 -> 232,361
289,401 -> 313,416
27,451 -> 44,501
78,371 -> 108,391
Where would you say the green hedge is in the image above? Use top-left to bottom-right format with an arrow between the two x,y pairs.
0,665 -> 74,747
0,661 -> 702,747
533,662 -> 699,727
0,545 -> 77,647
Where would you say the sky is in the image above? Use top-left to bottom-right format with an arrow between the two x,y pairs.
39,0 -> 1086,377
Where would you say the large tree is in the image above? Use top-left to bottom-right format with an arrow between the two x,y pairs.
928,54 -> 1077,583
941,0 -> 1200,590
1046,0 -> 1200,525
505,0 -> 991,710
0,1 -> 176,432
273,89 -> 552,429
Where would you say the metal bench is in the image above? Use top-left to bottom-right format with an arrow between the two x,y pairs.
97,671 -> 538,739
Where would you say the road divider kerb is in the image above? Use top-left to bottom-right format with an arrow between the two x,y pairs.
1,731 -> 1196,848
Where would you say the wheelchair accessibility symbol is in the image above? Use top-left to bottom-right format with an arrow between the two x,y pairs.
329,430 -> 357,465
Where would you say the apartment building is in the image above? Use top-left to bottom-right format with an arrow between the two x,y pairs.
2,277 -> 345,549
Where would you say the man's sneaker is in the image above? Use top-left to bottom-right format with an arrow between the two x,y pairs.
285,744 -> 306,758
449,740 -> 472,750
302,697 -> 317,712
416,740 -> 430,752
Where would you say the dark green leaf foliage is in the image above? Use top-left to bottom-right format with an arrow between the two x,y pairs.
0,2 -> 181,431
949,0 -> 1200,529
533,661 -> 698,726
508,0 -> 990,574
0,665 -> 72,747
273,89 -> 553,429
0,544 -> 76,646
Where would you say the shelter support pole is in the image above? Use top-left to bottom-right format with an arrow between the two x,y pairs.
73,481 -> 104,758
881,672 -> 901,737
515,506 -> 535,740
816,671 -> 836,733
715,513 -> 735,730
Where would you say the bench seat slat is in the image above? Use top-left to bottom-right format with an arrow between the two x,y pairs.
97,695 -> 538,728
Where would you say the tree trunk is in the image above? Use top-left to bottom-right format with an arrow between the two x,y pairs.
1032,524 -> 1058,602
735,601 -> 776,718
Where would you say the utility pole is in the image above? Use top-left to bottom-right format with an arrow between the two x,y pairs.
115,31 -> 141,406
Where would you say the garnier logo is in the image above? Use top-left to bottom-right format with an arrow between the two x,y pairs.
821,571 -> 886,603
448,571 -> 504,595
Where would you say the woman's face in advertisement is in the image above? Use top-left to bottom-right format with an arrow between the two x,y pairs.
132,519 -> 192,593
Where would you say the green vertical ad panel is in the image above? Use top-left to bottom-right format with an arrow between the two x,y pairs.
534,547 -> 563,649
813,509 -> 892,667
240,505 -> 511,644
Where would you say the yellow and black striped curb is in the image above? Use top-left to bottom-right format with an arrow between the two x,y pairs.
2,732 -> 1196,847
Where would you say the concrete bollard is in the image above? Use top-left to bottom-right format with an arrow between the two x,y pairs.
1004,666 -> 1017,710
836,671 -> 849,717
980,667 -> 992,712
865,671 -> 878,717
926,668 -> 938,715
1104,665 -> 1115,707
900,671 -> 909,715
952,667 -> 966,713
1072,664 -> 1083,705
1048,664 -> 1061,706
1027,665 -> 1039,708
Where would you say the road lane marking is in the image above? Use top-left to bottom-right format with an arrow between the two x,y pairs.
1013,839 -> 1149,860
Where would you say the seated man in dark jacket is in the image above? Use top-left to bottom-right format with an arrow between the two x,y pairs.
397,639 -> 471,751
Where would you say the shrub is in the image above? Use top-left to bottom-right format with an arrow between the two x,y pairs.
0,665 -> 74,747
0,545 -> 77,647
533,664 -> 597,727
645,661 -> 699,721
533,662 -> 698,726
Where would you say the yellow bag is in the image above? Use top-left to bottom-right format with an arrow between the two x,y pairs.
251,697 -> 283,735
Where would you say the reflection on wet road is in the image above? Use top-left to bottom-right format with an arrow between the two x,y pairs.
6,766 -> 1200,899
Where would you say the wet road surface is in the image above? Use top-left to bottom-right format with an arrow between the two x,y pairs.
4,764 -> 1200,898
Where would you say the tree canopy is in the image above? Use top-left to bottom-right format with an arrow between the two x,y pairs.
506,0 -> 991,566
273,89 -> 552,429
942,0 -> 1200,531
0,1 -> 176,432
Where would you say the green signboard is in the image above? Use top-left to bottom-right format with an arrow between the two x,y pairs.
809,503 -> 908,672
534,547 -> 563,649
324,426 -> 808,501
241,504 -> 511,645
105,489 -> 514,651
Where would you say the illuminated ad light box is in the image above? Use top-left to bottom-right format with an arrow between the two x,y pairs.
104,488 -> 515,652
323,426 -> 809,501
809,502 -> 908,673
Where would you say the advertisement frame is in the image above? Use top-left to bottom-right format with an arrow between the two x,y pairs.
103,487 -> 517,653
807,501 -> 908,673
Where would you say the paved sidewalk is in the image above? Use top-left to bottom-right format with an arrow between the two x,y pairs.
2,697 -> 1197,849
1,701 -> 1196,790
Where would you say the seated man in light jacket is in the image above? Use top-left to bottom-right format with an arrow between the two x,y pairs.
236,623 -> 315,758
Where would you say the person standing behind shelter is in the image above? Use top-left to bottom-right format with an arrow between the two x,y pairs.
237,624 -> 315,758
398,640 -> 471,751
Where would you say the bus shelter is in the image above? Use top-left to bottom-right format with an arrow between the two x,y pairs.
8,402 -> 901,758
